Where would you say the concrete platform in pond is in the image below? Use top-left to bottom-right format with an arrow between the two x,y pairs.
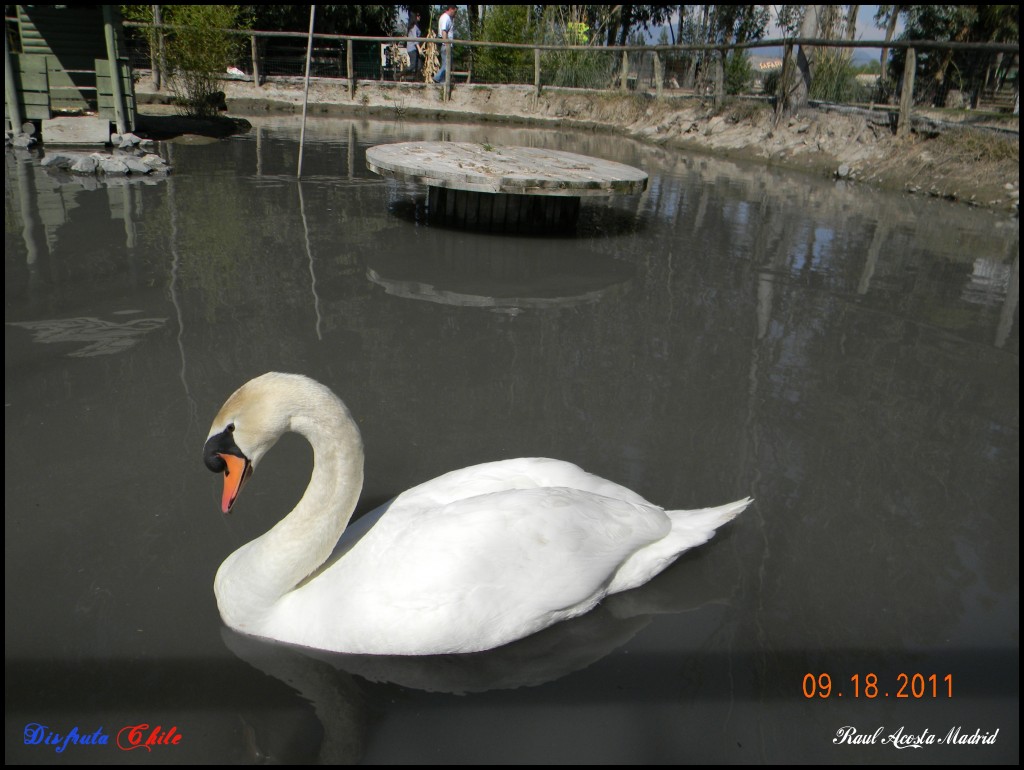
366,141 -> 647,233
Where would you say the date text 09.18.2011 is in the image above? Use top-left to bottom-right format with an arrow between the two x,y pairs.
803,673 -> 953,699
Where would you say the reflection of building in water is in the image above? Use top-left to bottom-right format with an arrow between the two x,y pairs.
965,251 -> 1019,350
5,151 -> 167,261
965,257 -> 1016,305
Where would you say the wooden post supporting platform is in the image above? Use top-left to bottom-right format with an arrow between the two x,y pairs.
428,188 -> 582,233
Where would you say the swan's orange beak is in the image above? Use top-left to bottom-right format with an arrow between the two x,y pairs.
219,453 -> 252,514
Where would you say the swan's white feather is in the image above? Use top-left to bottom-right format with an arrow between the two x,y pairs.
206,374 -> 751,656
267,481 -> 669,654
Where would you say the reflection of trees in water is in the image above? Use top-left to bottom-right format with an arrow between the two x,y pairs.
687,164 -> 1017,657
631,153 -> 1017,752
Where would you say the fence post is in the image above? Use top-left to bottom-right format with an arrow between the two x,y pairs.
653,50 -> 663,98
897,47 -> 916,138
444,44 -> 452,101
534,47 -> 541,97
250,35 -> 260,87
620,50 -> 629,92
347,40 -> 354,100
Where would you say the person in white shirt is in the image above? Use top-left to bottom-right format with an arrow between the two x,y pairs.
433,5 -> 457,84
406,13 -> 422,74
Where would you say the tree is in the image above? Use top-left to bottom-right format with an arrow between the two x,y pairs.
241,5 -> 398,36
874,5 -> 907,86
708,4 -> 770,45
473,5 -> 537,83
708,5 -> 770,95
792,5 -> 822,109
890,5 -> 1019,107
601,4 -> 675,46
975,5 -> 1019,96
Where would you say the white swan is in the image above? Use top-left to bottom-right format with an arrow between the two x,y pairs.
204,373 -> 751,656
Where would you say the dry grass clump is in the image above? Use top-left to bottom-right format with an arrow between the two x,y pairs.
932,128 -> 1018,164
869,126 -> 1019,205
722,98 -> 771,124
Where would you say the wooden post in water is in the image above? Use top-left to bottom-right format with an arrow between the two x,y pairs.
897,47 -> 916,138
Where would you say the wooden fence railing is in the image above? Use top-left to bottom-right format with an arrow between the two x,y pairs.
119,21 -> 1019,133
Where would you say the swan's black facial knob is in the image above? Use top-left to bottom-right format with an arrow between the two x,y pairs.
204,429 -> 253,514
204,429 -> 244,473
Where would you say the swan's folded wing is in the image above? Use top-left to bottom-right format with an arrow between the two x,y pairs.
391,458 -> 654,511
275,487 -> 671,654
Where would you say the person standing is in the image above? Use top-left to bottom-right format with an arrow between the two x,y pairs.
433,5 -> 457,84
406,13 -> 422,74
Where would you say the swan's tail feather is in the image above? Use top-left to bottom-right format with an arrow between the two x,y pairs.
607,497 -> 752,596
667,496 -> 753,537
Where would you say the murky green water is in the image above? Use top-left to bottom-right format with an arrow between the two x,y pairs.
5,115 -> 1018,763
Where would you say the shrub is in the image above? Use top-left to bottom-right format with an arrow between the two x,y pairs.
474,5 -> 536,84
123,5 -> 247,117
724,51 -> 753,95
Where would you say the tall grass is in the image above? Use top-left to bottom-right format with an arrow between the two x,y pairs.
540,7 -> 615,89
809,49 -> 866,103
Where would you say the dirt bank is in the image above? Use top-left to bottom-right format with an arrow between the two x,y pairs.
136,76 -> 1019,213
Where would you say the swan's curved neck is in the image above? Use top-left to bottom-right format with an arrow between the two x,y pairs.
215,391 -> 364,629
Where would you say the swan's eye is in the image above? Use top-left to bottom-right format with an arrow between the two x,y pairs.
227,423 -> 235,433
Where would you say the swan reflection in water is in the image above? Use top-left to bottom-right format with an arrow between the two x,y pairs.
222,527 -> 744,763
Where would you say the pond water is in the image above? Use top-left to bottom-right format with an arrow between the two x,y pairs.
5,115 -> 1018,764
